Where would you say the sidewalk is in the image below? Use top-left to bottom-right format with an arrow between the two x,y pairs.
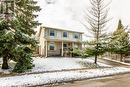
1,57 -> 129,77
1,58 -> 130,86
1,67 -> 130,87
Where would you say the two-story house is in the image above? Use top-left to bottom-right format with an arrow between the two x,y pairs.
37,26 -> 83,57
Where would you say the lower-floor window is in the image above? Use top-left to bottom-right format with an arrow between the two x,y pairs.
49,43 -> 55,50
63,43 -> 67,48
63,43 -> 67,50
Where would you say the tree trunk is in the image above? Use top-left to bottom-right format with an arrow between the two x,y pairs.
120,54 -> 123,62
2,56 -> 9,69
95,43 -> 98,64
95,55 -> 97,64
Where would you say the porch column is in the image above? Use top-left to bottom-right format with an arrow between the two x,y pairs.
61,41 -> 64,56
72,42 -> 74,48
45,41 -> 48,58
80,43 -> 82,50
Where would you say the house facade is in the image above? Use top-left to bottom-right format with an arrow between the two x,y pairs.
37,26 -> 83,57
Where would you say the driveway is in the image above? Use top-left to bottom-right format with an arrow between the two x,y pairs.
97,58 -> 130,67
55,73 -> 130,87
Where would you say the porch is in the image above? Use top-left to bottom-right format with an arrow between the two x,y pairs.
45,41 -> 82,57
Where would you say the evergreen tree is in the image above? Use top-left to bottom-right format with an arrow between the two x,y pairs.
84,39 -> 107,58
0,0 -> 41,72
0,0 -> 15,69
110,20 -> 130,61
0,20 -> 15,69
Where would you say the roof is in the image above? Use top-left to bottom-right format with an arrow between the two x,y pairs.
42,25 -> 84,34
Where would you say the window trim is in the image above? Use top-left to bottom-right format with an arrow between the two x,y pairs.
63,31 -> 68,38
49,29 -> 55,36
73,33 -> 79,39
49,43 -> 55,51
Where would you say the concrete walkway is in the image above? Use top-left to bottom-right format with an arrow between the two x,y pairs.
55,73 -> 130,87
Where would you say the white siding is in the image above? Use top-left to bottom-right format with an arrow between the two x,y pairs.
39,28 -> 46,56
57,30 -> 62,39
45,28 -> 82,42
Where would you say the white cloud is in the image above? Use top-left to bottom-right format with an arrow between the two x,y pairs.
36,0 -> 130,40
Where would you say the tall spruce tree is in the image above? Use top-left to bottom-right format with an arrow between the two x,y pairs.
0,20 -> 15,69
0,0 -> 16,69
110,20 -> 130,61
0,0 -> 41,72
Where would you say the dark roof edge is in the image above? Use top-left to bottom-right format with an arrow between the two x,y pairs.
42,26 -> 84,34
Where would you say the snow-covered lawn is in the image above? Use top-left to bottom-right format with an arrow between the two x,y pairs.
0,57 -> 111,74
1,57 -> 130,86
32,57 -> 111,73
1,67 -> 130,87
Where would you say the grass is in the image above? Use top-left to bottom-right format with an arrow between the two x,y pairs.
78,61 -> 108,69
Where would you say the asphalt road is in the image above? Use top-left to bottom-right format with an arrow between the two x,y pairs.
55,73 -> 130,87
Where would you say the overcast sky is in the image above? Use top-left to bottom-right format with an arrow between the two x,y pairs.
36,0 -> 130,39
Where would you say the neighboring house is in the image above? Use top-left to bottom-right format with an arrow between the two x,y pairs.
37,26 -> 83,57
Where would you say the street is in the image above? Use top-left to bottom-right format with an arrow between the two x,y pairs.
55,73 -> 130,87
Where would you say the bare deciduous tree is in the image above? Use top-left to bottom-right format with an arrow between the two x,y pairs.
83,0 -> 111,64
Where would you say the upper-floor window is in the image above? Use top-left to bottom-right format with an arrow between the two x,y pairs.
74,33 -> 79,39
50,30 -> 55,36
63,32 -> 68,37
